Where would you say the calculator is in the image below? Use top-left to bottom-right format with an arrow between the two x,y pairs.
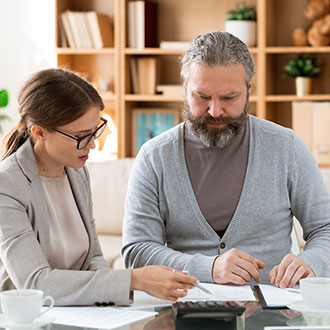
172,300 -> 246,319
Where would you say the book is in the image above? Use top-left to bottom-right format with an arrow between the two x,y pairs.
292,101 -> 330,165
144,1 -> 158,47
77,12 -> 92,48
135,1 -> 145,49
156,84 -> 184,96
160,41 -> 191,50
127,1 -> 137,48
66,11 -> 84,48
132,108 -> 180,155
137,57 -> 158,94
60,11 -> 76,48
85,11 -> 114,48
59,19 -> 68,47
133,1 -> 158,49
130,58 -> 139,94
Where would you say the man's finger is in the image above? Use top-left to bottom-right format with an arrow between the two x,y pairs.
232,263 -> 253,282
236,250 -> 261,270
287,265 -> 307,288
256,258 -> 266,269
275,255 -> 294,286
236,258 -> 261,282
269,265 -> 278,284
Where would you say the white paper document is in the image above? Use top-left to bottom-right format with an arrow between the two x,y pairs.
50,306 -> 157,329
265,327 -> 330,329
185,283 -> 256,301
126,283 -> 256,309
258,284 -> 302,307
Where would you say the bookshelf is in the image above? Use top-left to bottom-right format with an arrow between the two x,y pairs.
55,0 -> 330,160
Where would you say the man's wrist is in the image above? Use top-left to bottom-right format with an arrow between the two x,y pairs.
211,255 -> 220,283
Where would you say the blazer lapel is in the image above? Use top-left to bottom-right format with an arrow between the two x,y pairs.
15,139 -> 51,258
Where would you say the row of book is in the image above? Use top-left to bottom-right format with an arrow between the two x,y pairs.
60,10 -> 113,49
127,1 -> 158,49
129,57 -> 184,96
130,57 -> 158,94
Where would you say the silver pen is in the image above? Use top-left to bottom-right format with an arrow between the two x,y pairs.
179,270 -> 212,295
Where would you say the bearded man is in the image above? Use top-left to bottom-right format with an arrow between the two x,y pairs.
122,31 -> 330,288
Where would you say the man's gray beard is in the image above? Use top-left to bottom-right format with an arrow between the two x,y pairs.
183,101 -> 249,148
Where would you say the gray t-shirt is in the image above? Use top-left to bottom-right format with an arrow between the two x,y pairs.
184,122 -> 249,237
40,173 -> 89,270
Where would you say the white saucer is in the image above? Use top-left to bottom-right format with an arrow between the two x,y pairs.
0,314 -> 55,329
287,300 -> 330,316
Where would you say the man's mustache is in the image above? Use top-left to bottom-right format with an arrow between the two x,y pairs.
195,115 -> 243,126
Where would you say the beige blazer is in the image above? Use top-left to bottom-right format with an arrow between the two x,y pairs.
0,139 -> 131,306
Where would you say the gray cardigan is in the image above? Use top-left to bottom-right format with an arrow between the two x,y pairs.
122,115 -> 330,283
0,139 -> 131,305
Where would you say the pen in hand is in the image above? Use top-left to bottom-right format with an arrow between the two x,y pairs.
176,270 -> 213,295
193,280 -> 213,295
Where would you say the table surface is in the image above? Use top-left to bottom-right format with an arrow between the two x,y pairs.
49,301 -> 313,330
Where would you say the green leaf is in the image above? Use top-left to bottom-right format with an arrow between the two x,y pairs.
284,54 -> 321,77
227,3 -> 257,21
0,89 -> 9,108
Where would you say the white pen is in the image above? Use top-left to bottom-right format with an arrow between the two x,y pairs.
177,270 -> 213,295
193,280 -> 213,295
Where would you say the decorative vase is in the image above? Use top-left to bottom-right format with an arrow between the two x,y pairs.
295,77 -> 312,97
225,20 -> 256,46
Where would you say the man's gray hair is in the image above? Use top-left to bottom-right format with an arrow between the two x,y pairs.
181,31 -> 256,85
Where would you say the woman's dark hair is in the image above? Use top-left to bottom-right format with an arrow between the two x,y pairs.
1,68 -> 104,160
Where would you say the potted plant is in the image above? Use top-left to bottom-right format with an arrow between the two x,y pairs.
0,89 -> 10,133
284,54 -> 321,97
225,3 -> 257,47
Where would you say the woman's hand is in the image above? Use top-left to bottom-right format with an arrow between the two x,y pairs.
131,266 -> 197,301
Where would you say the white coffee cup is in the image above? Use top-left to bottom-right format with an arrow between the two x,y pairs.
0,289 -> 55,324
300,277 -> 330,310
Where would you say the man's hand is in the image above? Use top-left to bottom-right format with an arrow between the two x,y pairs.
269,253 -> 315,288
212,248 -> 265,285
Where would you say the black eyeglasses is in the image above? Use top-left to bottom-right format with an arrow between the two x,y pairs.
53,117 -> 108,150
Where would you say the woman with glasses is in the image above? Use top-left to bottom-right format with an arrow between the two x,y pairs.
0,68 -> 196,306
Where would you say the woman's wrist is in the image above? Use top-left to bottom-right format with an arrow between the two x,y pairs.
130,268 -> 144,291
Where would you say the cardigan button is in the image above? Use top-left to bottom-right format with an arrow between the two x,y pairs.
220,242 -> 226,249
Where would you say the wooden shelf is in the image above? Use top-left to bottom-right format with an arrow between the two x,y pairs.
248,47 -> 258,54
125,48 -> 185,55
56,47 -> 116,55
125,94 -> 258,102
55,0 -> 330,159
266,95 -> 330,102
125,47 -> 258,55
266,46 -> 330,54
125,94 -> 183,102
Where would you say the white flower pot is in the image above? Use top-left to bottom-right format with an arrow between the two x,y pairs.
225,20 -> 257,47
